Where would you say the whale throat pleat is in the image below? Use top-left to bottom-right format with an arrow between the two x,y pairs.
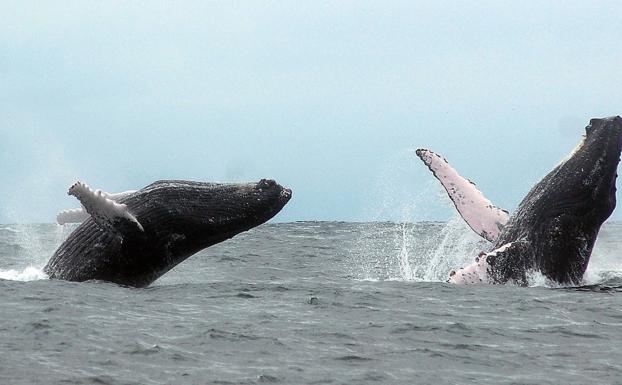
416,149 -> 510,243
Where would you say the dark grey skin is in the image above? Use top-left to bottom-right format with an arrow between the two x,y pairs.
487,116 -> 622,285
45,179 -> 291,287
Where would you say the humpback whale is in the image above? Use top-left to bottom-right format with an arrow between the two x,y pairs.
417,116 -> 622,285
45,179 -> 291,287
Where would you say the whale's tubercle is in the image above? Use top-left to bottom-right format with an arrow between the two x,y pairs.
57,208 -> 89,225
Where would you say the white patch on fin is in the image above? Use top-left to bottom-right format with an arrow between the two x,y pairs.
56,207 -> 90,225
415,149 -> 510,242
448,243 -> 513,284
56,189 -> 137,225
67,181 -> 144,234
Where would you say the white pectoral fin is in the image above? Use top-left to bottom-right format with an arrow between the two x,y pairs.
56,189 -> 137,225
67,181 -> 144,236
56,207 -> 89,225
448,242 -> 515,284
416,149 -> 509,242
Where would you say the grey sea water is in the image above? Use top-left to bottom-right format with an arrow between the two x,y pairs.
1,220 -> 622,385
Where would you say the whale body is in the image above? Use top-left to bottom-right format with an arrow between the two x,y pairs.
45,179 -> 291,287
417,116 -> 622,285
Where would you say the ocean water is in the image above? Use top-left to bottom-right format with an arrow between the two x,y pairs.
2,220 -> 622,385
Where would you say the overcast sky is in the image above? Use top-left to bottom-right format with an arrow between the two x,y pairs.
1,1 -> 621,223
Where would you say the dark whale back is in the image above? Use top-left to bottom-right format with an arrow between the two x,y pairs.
45,179 -> 291,287
491,117 -> 622,284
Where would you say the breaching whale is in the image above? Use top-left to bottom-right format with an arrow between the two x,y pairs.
417,116 -> 622,285
45,179 -> 291,287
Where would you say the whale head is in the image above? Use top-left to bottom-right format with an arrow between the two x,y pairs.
544,116 -> 622,225
152,178 -> 292,237
574,116 -> 622,216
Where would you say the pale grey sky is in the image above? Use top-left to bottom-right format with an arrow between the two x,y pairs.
1,1 -> 621,223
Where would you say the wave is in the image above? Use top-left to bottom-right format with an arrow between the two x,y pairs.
0,266 -> 48,281
0,226 -> 21,234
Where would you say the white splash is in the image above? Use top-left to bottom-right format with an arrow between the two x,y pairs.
583,221 -> 622,285
0,224 -> 66,283
397,222 -> 415,280
526,271 -> 560,288
350,215 -> 486,282
0,265 -> 48,281
418,215 -> 485,281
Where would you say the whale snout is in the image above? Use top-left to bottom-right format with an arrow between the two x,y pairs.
255,179 -> 292,204
586,115 -> 622,136
280,187 -> 292,202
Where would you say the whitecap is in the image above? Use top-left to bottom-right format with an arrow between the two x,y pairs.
0,266 -> 48,281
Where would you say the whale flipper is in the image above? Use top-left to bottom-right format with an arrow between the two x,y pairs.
448,241 -> 525,284
416,149 -> 509,242
67,181 -> 144,237
57,189 -> 137,225
57,207 -> 90,225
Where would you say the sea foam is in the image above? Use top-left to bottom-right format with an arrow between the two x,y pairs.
0,266 -> 48,281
